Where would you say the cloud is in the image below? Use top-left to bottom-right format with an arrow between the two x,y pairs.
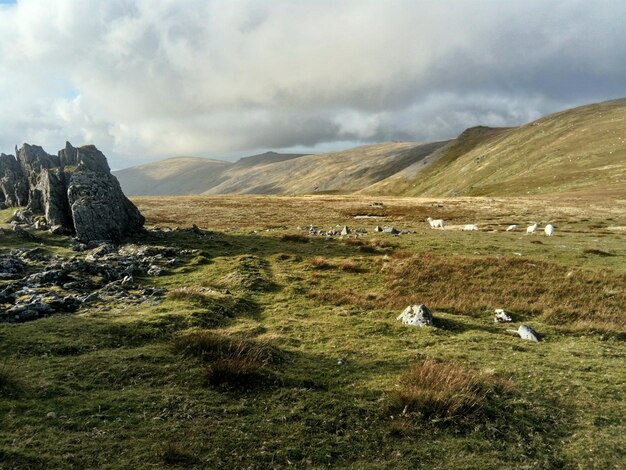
0,0 -> 625,167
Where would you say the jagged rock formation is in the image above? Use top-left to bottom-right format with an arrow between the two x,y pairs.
0,142 -> 144,242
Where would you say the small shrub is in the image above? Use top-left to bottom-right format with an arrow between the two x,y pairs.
338,260 -> 360,272
389,359 -> 513,423
281,234 -> 310,243
310,256 -> 332,269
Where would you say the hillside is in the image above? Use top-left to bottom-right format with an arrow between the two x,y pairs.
114,157 -> 233,196
366,98 -> 626,196
115,98 -> 626,197
203,141 -> 446,194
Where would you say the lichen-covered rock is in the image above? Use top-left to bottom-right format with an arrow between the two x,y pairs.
397,304 -> 434,327
68,169 -> 144,242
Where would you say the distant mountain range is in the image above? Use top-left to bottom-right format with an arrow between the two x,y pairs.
114,98 -> 626,197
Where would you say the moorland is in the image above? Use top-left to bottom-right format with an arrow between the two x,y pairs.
1,187 -> 624,468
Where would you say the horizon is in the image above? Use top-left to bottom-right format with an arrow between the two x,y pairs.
1,1 -> 626,168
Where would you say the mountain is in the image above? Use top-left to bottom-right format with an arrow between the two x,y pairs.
203,142 -> 444,195
115,98 -> 626,197
365,98 -> 626,196
114,157 -> 233,196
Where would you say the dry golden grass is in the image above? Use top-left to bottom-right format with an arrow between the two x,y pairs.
133,192 -> 626,232
390,359 -> 514,422
310,256 -> 332,269
313,253 -> 625,330
338,260 -> 360,272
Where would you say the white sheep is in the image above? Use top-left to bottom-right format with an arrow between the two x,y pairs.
427,217 -> 445,229
544,224 -> 555,236
506,224 -> 518,232
526,223 -> 539,234
463,224 -> 479,231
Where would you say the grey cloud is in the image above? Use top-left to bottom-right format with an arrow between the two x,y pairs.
0,0 -> 624,168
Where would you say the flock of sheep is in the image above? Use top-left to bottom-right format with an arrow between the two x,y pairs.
426,217 -> 555,236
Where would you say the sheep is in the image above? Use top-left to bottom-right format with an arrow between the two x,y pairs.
427,217 -> 445,229
463,224 -> 479,231
526,223 -> 539,234
506,224 -> 518,232
544,224 -> 555,236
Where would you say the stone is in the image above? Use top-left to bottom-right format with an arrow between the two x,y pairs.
147,265 -> 163,276
46,412 -> 57,419
516,325 -> 540,342
383,226 -> 400,234
397,304 -> 433,327
494,308 -> 512,323
11,223 -> 40,241
374,225 -> 383,232
340,226 -> 350,236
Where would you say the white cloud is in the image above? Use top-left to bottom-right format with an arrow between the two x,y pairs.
0,0 -> 625,167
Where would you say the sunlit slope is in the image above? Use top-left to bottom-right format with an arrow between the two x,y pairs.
114,157 -> 232,196
203,141 -> 447,195
367,98 -> 626,196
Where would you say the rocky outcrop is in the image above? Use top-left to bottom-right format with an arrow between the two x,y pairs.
0,141 -> 144,242
0,153 -> 29,207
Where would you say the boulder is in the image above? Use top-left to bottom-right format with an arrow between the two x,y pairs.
68,152 -> 144,242
397,304 -> 434,327
340,226 -> 350,236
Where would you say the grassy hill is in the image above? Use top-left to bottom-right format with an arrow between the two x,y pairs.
114,98 -> 626,197
367,98 -> 626,196
203,142 -> 446,195
113,156 -> 233,196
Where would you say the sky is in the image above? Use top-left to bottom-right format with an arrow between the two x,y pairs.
0,0 -> 625,169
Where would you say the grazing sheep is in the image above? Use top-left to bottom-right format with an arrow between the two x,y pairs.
506,224 -> 518,232
463,224 -> 479,231
526,223 -> 539,234
544,224 -> 555,236
427,217 -> 445,229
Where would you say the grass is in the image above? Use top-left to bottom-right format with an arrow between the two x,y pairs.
389,359 -> 514,423
0,194 -> 625,468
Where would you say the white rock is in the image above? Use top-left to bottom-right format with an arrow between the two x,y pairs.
397,304 -> 433,327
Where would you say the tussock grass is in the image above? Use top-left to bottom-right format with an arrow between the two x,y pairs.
174,330 -> 282,388
382,254 -> 624,330
161,442 -> 199,466
345,237 -> 396,253
310,256 -> 332,269
389,359 -> 514,423
338,260 -> 360,272
0,362 -> 23,395
281,233 -> 309,243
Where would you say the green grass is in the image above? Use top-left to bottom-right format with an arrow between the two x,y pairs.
1,196 -> 625,468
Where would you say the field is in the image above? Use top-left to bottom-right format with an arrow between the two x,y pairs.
1,192 -> 625,468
